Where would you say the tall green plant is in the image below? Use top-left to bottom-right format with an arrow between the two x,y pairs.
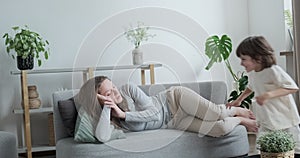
204,35 -> 254,108
205,35 -> 238,81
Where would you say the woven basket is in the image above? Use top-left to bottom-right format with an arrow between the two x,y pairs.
48,113 -> 55,146
260,150 -> 294,158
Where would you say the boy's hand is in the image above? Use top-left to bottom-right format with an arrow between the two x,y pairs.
255,94 -> 268,106
226,100 -> 241,109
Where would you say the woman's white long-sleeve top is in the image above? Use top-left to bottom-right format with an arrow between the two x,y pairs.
95,83 -> 170,142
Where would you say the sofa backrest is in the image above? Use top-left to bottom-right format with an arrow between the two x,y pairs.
52,89 -> 79,142
52,81 -> 227,142
139,81 -> 227,104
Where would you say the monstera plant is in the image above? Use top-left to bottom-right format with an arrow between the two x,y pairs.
204,35 -> 254,108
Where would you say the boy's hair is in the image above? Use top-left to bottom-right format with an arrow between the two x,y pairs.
236,36 -> 276,69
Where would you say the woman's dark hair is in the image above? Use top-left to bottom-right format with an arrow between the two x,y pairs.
236,36 -> 276,69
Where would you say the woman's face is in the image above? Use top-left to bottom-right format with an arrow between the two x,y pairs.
239,55 -> 262,72
98,79 -> 123,104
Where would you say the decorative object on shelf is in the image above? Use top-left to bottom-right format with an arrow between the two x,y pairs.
257,130 -> 295,158
131,48 -> 143,65
2,25 -> 50,70
124,21 -> 155,65
28,85 -> 39,98
27,85 -> 41,109
204,34 -> 254,108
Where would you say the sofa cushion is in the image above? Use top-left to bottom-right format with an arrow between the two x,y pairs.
0,131 -> 18,158
58,97 -> 77,136
56,126 -> 249,158
74,107 -> 126,143
74,109 -> 98,142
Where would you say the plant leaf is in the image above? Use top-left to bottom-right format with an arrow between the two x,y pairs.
38,59 -> 42,66
204,35 -> 232,70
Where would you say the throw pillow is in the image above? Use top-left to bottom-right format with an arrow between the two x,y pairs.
74,108 -> 126,143
74,110 -> 98,143
58,97 -> 77,137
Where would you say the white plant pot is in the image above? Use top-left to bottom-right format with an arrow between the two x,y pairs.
132,48 -> 143,65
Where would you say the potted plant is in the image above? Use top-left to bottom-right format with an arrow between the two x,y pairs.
284,9 -> 294,51
124,21 -> 155,65
257,130 -> 295,158
3,25 -> 50,70
204,34 -> 254,108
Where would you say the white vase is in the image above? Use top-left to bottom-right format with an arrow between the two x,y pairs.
132,48 -> 143,65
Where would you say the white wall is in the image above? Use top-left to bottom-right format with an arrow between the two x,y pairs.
248,0 -> 286,68
0,0 -> 286,145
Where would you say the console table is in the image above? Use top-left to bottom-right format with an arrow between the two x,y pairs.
11,63 -> 162,158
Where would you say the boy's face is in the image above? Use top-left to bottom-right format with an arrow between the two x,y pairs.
239,55 -> 261,72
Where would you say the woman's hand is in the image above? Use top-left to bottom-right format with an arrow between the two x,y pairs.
96,94 -> 107,105
97,94 -> 126,119
108,104 -> 126,119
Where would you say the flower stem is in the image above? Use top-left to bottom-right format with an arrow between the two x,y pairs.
225,60 -> 238,81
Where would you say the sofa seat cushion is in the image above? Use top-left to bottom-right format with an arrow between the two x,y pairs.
56,127 -> 249,158
0,131 -> 18,158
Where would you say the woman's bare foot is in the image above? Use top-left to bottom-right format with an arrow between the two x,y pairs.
235,107 -> 256,120
238,117 -> 259,132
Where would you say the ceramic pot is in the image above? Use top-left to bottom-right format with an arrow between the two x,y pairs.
260,150 -> 294,158
132,48 -> 143,65
17,54 -> 34,70
29,98 -> 41,109
28,85 -> 39,99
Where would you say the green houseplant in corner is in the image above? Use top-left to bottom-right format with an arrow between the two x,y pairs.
257,130 -> 295,158
204,34 -> 254,108
3,25 -> 50,70
124,21 -> 155,65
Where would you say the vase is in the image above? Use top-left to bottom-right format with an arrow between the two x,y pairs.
29,98 -> 41,109
28,85 -> 39,98
132,48 -> 143,65
21,85 -> 41,109
17,54 -> 34,70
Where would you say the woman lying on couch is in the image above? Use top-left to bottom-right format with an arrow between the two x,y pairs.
74,76 -> 258,142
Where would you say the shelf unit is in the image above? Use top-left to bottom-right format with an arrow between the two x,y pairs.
11,63 -> 162,158
280,51 -> 294,79
13,107 -> 53,114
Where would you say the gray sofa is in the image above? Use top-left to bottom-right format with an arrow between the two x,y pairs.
52,81 -> 249,158
0,131 -> 18,158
